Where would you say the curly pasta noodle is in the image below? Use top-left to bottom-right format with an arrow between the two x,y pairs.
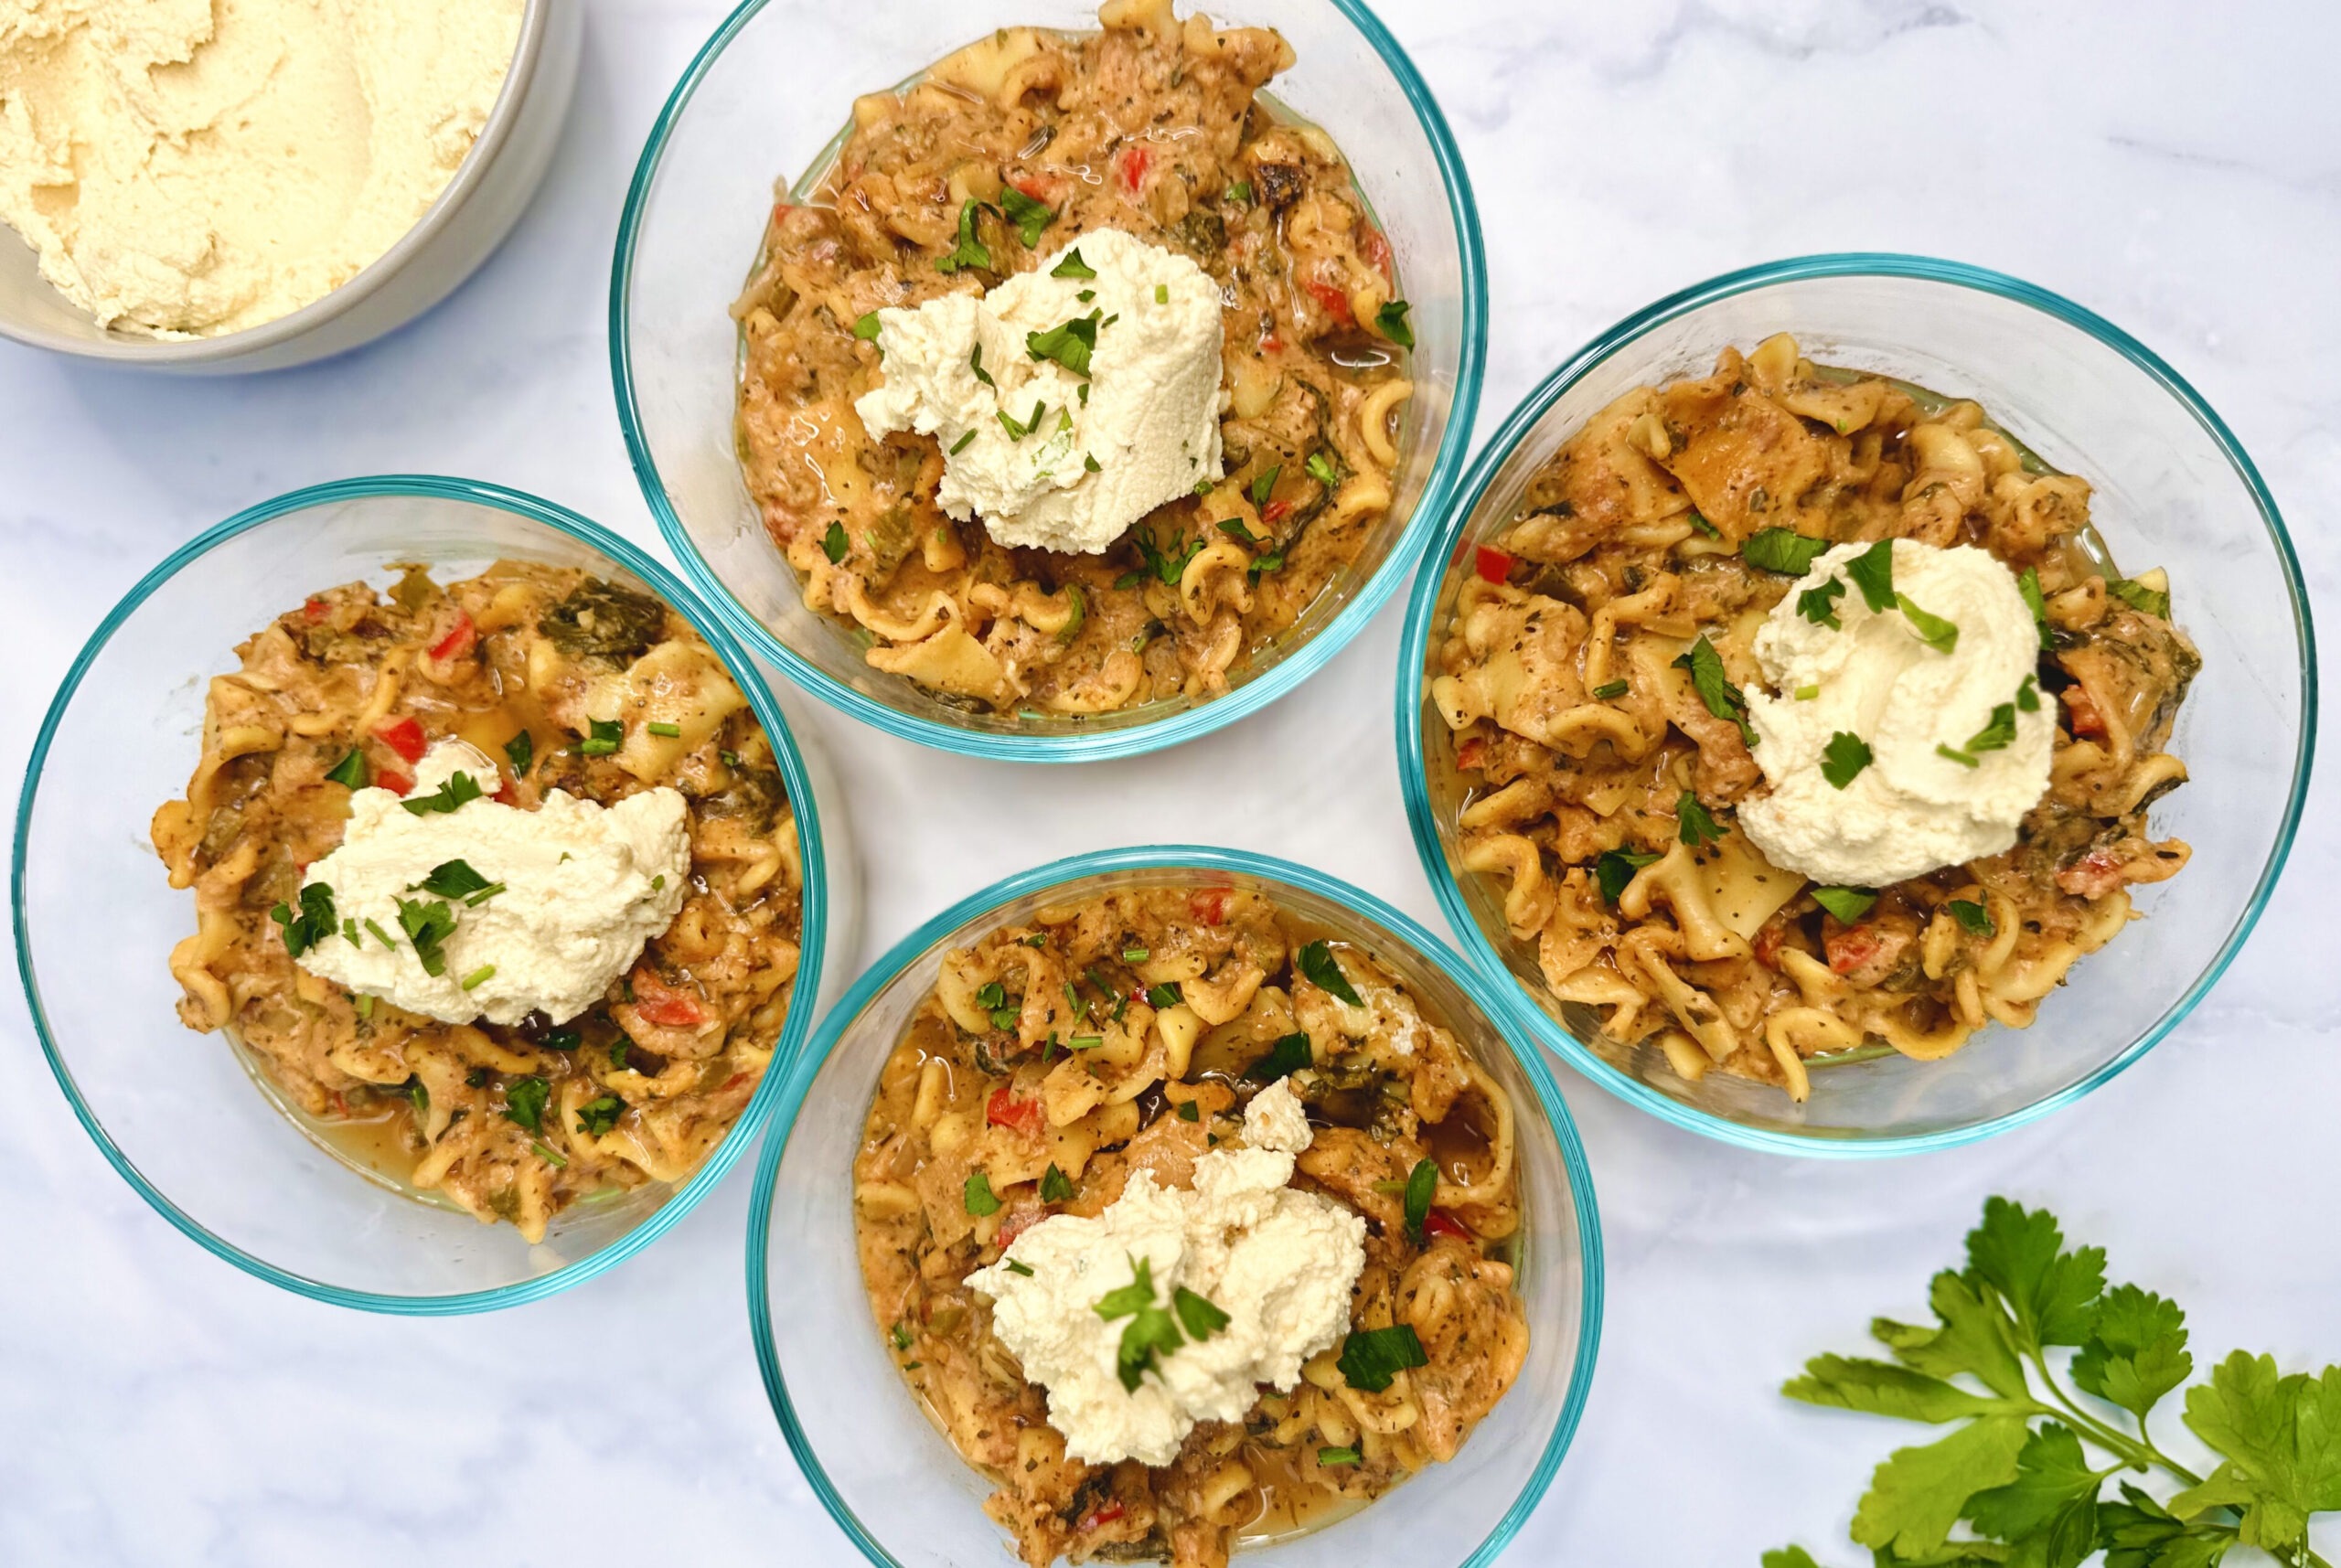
1434,334 -> 2197,1100
852,886 -> 1529,1568
732,0 -> 1415,720
151,563 -> 805,1242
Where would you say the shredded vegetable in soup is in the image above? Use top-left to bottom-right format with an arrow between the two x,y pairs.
1433,334 -> 2196,1099
734,0 -> 1415,719
152,563 -> 804,1241
854,886 -> 1528,1568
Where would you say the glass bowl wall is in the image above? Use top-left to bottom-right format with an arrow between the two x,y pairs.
1398,256 -> 2314,1155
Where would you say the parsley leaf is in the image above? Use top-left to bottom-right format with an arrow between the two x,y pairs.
1743,527 -> 1832,575
1898,592 -> 1961,655
1244,1031 -> 1313,1083
394,897 -> 457,976
1783,1353 -> 2020,1424
415,859 -> 494,901
1337,1325 -> 1427,1392
1049,248 -> 1096,280
324,748 -> 369,789
573,1095 -> 623,1136
1027,309 -> 1101,376
1173,1285 -> 1230,1342
1249,463 -> 1281,509
1845,539 -> 1897,613
2171,1353 -> 2341,1554
935,197 -> 992,273
1964,703 -> 2019,756
1596,848 -> 1662,905
1810,886 -> 1876,924
1175,1100 -> 1199,1123
1947,900 -> 1996,937
1402,1157 -> 1437,1247
1965,1196 -> 2107,1349
1799,576 -> 1847,629
1672,635 -> 1757,746
401,770 -> 485,815
2016,675 -> 2042,713
1306,449 -> 1341,487
270,882 -> 337,960
1040,1163 -> 1077,1203
1852,1416 -> 2031,1558
1961,1423 -> 2104,1558
2108,576 -> 2171,620
2018,567 -> 2054,650
1687,511 -> 1721,539
1298,940 -> 1363,1007
1676,790 -> 1726,848
852,311 -> 882,341
822,520 -> 850,563
963,1170 -> 1002,1217
2070,1284 -> 2192,1422
503,1075 -> 551,1133
999,186 -> 1053,247
503,730 -> 533,776
1374,299 -> 1414,348
1117,1305 -> 1184,1392
1095,1254 -> 1156,1320
1822,731 -> 1873,789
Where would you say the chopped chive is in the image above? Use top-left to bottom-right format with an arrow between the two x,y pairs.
1592,678 -> 1629,699
646,721 -> 682,738
950,428 -> 978,455
461,965 -> 496,991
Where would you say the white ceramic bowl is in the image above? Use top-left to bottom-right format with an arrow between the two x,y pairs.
0,0 -> 581,374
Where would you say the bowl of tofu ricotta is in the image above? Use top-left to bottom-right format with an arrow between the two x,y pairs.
0,0 -> 580,371
746,845 -> 1603,1568
1398,255 -> 2314,1156
16,475 -> 860,1310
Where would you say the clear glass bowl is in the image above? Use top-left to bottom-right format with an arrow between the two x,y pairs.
1396,256 -> 2316,1156
746,846 -> 1602,1567
14,476 -> 861,1311
612,0 -> 1486,761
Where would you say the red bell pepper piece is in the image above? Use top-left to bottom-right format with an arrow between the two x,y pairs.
427,612 -> 476,662
1474,545 -> 1516,584
987,1083 -> 1042,1136
373,715 -> 428,764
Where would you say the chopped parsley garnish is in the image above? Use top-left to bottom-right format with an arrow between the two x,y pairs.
354,994 -> 374,1020
1844,539 -> 1897,612
1116,1305 -> 1183,1392
503,730 -> 533,776
999,186 -> 1053,247
609,1040 -> 629,1071
1374,298 -> 1415,348
269,882 -> 337,959
1084,453 -> 1101,472
1596,848 -> 1662,905
1298,940 -> 1363,1007
890,1321 -> 914,1350
1337,1324 -> 1427,1392
935,197 -> 992,273
1218,517 -> 1262,547
532,1141 -> 568,1168
950,428 -> 978,455
1145,982 -> 1182,1009
460,965 -> 496,991
1810,886 -> 1878,924
1247,549 -> 1286,582
975,980 -> 1019,1030
1133,524 -> 1204,587
579,720 -> 625,759
1937,742 -> 1980,768
1021,933 -> 1049,949
1688,511 -> 1721,539
416,859 -> 496,901
852,311 -> 882,341
1173,1285 -> 1230,1341
2016,674 -> 2041,712
1897,592 -> 1960,654
1224,179 -> 1253,203
405,1078 -> 429,1117
1248,464 -> 1281,509
324,748 -> 370,789
1964,701 -> 2019,755
719,749 -> 741,768
1319,1446 -> 1363,1467
1947,899 -> 1996,937
1026,309 -> 1101,376
1122,945 -> 1149,963
1742,527 -> 1831,575
1153,283 -> 1170,304
1820,731 -> 1873,789
342,918 -> 360,947
822,520 -> 849,564
2017,566 -> 2054,648
394,897 -> 457,976
401,769 -> 485,815
1676,790 -> 1726,848
1798,576 -> 1847,629
970,344 -> 994,386
364,918 -> 396,950
574,1095 -> 623,1136
1306,449 -> 1341,487
503,1075 -> 551,1133
647,720 -> 682,738
963,1171 -> 1002,1217
1175,1099 -> 1199,1123
542,1026 -> 582,1051
1245,1031 -> 1313,1083
1592,678 -> 1629,699
2108,575 -> 2171,620
1673,635 -> 1757,746
1049,247 -> 1096,280
1004,1259 -> 1034,1277
1402,1157 -> 1438,1246
1040,1163 -> 1077,1203
1095,1255 -> 1157,1320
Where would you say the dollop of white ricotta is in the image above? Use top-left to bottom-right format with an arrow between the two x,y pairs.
853,226 -> 1225,555
965,1081 -> 1365,1467
293,741 -> 690,1026
1737,540 -> 2055,887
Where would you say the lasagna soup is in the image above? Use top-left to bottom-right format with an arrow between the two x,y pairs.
1432,335 -> 2196,1099
854,886 -> 1528,1567
734,0 -> 1416,720
152,563 -> 805,1240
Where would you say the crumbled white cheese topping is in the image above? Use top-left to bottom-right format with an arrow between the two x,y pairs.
1737,540 -> 2055,887
853,226 -> 1225,555
965,1081 -> 1365,1467
293,741 -> 690,1026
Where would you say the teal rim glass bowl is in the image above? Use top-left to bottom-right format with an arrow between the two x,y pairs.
746,846 -> 1602,1567
1397,255 -> 2316,1157
610,0 -> 1487,762
14,476 -> 859,1313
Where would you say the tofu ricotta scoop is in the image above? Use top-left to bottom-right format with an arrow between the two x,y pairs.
1737,539 -> 2056,888
854,227 -> 1226,556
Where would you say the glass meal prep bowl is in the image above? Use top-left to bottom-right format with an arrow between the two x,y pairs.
15,476 -> 860,1312
747,846 -> 1601,1568
1398,255 -> 2314,1157
612,0 -> 1485,761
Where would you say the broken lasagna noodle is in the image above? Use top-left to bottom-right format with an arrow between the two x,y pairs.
151,564 -> 804,1241
733,0 -> 1413,718
854,887 -> 1528,1567
1432,335 -> 2197,1098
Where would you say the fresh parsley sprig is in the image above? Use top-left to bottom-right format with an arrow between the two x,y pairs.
1769,1196 -> 2341,1568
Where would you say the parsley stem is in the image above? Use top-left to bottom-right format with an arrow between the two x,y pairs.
2025,1346 -> 2204,1487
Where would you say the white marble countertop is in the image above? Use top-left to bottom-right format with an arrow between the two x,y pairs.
4,2 -> 2336,1563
